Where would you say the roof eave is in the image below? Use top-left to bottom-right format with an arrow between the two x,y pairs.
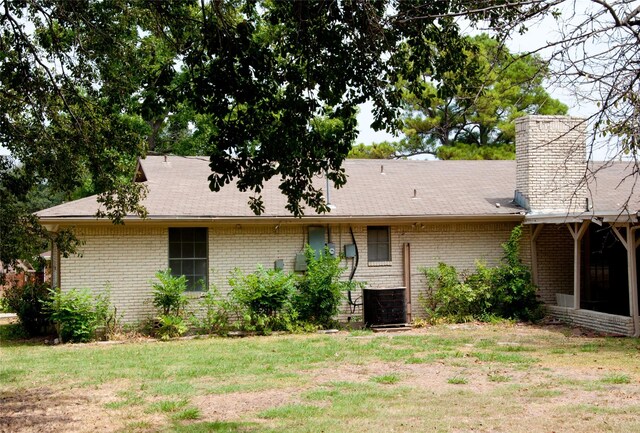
37,213 -> 526,227
525,210 -> 640,224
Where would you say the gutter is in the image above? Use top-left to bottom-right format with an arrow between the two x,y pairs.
37,213 -> 527,226
525,211 -> 639,225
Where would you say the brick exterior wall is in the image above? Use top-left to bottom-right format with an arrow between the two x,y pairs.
547,305 -> 634,336
59,221 -> 522,323
515,115 -> 587,213
534,224 -> 575,304
60,226 -> 168,321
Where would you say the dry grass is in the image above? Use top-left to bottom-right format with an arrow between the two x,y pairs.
1,322 -> 640,432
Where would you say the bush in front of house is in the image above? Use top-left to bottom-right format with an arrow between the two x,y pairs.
43,288 -> 114,343
3,281 -> 53,336
229,265 -> 298,334
420,262 -> 494,322
490,225 -> 542,321
419,225 -> 542,323
150,269 -> 189,339
294,246 -> 362,329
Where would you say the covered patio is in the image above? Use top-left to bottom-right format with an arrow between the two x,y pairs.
528,215 -> 640,336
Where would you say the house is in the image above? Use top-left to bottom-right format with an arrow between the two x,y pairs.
0,260 -> 36,294
37,115 -> 640,335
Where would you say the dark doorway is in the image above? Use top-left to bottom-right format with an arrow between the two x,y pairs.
581,224 -> 629,315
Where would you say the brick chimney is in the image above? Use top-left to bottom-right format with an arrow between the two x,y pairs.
514,115 -> 587,213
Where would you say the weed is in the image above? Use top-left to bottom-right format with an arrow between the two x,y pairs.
600,373 -> 631,384
580,343 -> 599,353
487,373 -> 511,383
447,376 -> 468,384
172,407 -> 201,420
260,404 -> 322,419
371,373 -> 400,384
148,399 -> 188,413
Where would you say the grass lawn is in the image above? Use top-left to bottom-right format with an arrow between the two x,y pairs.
2,322 -> 640,433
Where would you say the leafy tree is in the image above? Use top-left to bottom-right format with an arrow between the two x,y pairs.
348,142 -> 397,159
359,33 -> 568,160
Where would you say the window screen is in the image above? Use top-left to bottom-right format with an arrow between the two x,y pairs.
367,226 -> 390,262
168,228 -> 208,291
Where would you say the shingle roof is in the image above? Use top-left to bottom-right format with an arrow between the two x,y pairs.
36,156 -> 640,222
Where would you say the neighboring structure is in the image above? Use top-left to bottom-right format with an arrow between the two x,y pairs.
0,260 -> 36,294
37,115 -> 640,335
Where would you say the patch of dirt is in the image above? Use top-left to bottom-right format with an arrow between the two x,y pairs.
0,386 -> 121,433
193,388 -> 295,421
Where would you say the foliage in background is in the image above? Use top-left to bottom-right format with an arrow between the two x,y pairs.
43,288 -> 114,343
229,265 -> 298,334
2,281 -> 52,336
295,246 -> 362,328
349,33 -> 567,160
419,225 -> 541,323
150,270 -> 189,339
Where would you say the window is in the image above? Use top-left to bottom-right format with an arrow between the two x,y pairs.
367,226 -> 390,262
169,228 -> 208,291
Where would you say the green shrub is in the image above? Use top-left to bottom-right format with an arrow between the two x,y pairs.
229,265 -> 297,333
44,288 -> 109,343
156,314 -> 188,340
0,295 -> 9,313
491,226 -> 543,321
295,246 -> 361,328
421,262 -> 491,322
148,270 -> 190,339
152,270 -> 188,316
419,225 -> 541,323
2,281 -> 52,336
192,287 -> 233,335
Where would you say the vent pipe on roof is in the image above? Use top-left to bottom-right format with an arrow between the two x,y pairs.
380,165 -> 385,175
325,172 -> 336,210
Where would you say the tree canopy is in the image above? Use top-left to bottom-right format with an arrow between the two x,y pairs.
349,33 -> 568,160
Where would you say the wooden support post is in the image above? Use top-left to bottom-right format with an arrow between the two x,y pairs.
530,224 -> 544,286
567,221 -> 589,310
625,226 -> 639,336
51,240 -> 60,289
403,243 -> 412,323
606,224 -> 639,336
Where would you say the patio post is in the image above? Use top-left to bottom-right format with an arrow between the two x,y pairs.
567,221 -> 589,310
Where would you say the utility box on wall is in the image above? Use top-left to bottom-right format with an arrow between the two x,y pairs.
294,253 -> 307,272
327,243 -> 336,257
344,244 -> 356,258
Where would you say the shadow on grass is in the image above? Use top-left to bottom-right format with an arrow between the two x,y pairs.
0,323 -> 50,347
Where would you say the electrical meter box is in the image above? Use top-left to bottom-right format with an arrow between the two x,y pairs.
327,243 -> 336,257
274,259 -> 284,271
344,244 -> 356,258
